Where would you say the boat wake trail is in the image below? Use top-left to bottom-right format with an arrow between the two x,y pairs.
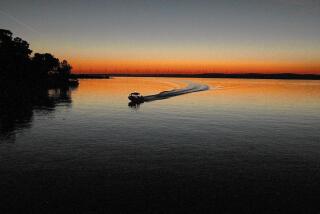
143,81 -> 209,102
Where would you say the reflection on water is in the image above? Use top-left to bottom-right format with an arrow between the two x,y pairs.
1,78 -> 320,213
128,101 -> 141,109
0,85 -> 75,141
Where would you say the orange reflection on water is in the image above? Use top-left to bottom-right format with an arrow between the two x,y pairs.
76,78 -> 188,96
191,78 -> 320,112
72,77 -> 320,113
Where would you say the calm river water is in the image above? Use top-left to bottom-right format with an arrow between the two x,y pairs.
1,77 -> 320,213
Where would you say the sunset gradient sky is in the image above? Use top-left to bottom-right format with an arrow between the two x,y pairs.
1,0 -> 320,74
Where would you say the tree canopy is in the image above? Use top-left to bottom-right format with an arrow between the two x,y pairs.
0,29 -> 72,82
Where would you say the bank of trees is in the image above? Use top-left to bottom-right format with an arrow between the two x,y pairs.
0,29 -> 72,83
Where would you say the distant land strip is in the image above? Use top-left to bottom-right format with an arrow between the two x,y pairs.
72,73 -> 320,80
70,74 -> 110,79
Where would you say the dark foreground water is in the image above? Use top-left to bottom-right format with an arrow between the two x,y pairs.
1,77 -> 320,213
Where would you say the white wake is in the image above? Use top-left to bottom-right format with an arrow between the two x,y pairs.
143,81 -> 209,102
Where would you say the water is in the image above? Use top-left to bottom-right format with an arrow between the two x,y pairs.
1,77 -> 320,213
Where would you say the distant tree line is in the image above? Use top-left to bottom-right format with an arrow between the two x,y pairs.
0,29 -> 74,84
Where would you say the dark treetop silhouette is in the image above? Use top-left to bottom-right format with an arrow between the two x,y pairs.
0,29 -> 77,87
0,29 -> 78,140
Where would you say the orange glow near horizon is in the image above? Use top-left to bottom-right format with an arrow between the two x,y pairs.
68,58 -> 320,74
39,32 -> 320,75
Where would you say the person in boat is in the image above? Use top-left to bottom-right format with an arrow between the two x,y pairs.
128,92 -> 144,103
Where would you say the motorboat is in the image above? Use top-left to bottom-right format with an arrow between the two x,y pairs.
128,92 -> 144,103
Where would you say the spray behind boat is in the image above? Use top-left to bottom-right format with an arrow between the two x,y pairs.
128,81 -> 209,107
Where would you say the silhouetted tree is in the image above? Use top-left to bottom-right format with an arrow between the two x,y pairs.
0,29 -> 77,140
57,60 -> 72,79
0,29 -> 32,80
0,29 -> 75,85
31,53 -> 60,79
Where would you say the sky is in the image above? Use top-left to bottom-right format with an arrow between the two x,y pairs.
1,0 -> 320,74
